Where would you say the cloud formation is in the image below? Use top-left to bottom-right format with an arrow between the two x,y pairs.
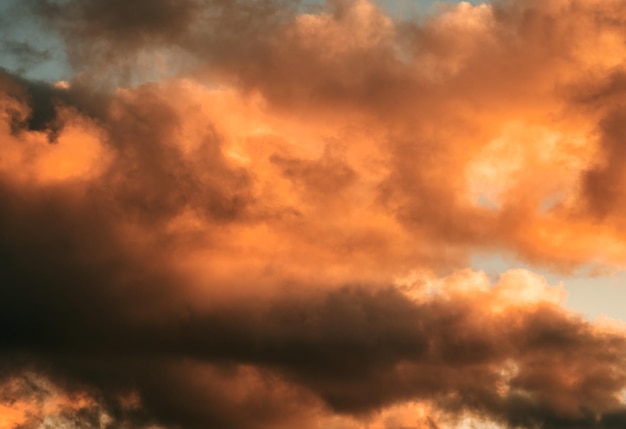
3,0 -> 626,428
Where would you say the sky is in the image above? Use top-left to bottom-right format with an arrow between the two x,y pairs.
3,0 -> 626,428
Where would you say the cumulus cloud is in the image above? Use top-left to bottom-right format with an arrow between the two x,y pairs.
3,0 -> 626,428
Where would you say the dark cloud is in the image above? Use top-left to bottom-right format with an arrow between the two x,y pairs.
100,84 -> 253,225
572,69 -> 626,224
0,68 -> 108,141
33,0 -> 199,49
581,109 -> 626,219
27,0 -> 303,85
2,227 -> 626,429
271,145 -> 357,199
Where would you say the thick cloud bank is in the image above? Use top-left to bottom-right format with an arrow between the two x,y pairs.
3,0 -> 626,428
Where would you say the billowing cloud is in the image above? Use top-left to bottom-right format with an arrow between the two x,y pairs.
4,0 -> 626,428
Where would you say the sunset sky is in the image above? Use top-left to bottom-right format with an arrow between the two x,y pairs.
3,0 -> 626,428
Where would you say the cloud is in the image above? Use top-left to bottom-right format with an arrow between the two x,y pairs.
0,41 -> 51,71
4,0 -> 626,428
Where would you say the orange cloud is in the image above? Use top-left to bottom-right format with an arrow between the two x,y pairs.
4,0 -> 626,428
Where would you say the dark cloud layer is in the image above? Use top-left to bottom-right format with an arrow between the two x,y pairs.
29,0 -> 303,84
3,191 -> 626,429
4,0 -> 626,428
